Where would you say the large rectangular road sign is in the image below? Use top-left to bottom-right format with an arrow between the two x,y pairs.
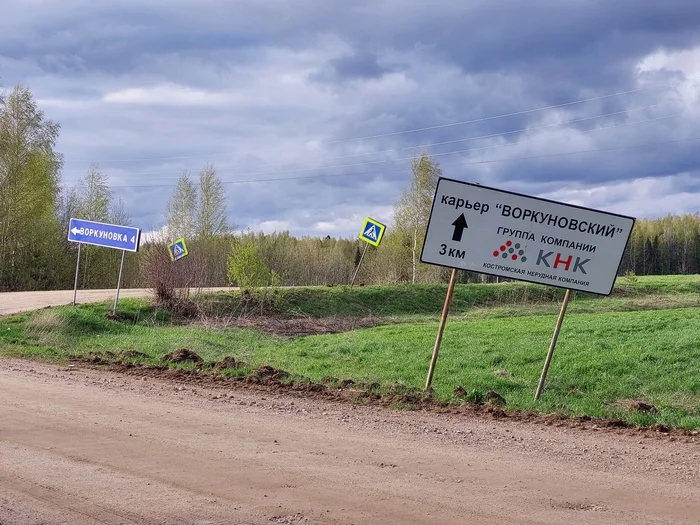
68,217 -> 141,252
420,178 -> 635,295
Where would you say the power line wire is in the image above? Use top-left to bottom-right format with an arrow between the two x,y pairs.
325,82 -> 678,143
119,102 -> 669,173
73,134 -> 700,189
62,81 -> 679,164
101,110 -> 684,181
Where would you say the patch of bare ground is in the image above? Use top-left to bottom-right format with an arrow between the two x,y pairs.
194,314 -> 380,337
67,356 -> 700,442
619,398 -> 658,413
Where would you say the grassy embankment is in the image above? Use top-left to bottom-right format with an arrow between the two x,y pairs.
1,275 -> 699,429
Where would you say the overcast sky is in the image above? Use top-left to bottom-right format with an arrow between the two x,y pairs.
1,0 -> 700,239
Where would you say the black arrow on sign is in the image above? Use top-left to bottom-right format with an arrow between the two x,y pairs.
451,213 -> 468,242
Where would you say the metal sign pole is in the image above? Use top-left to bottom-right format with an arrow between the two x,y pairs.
425,268 -> 459,390
350,243 -> 369,288
72,243 -> 82,306
113,250 -> 126,315
535,289 -> 573,400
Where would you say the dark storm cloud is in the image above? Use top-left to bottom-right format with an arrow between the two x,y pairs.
311,51 -> 407,83
1,0 -> 700,237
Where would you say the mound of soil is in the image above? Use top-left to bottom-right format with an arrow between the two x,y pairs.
245,365 -> 290,385
214,356 -> 245,370
255,365 -> 289,380
72,357 -> 698,440
162,349 -> 203,364
485,391 -> 506,406
620,399 -> 658,413
452,386 -> 468,398
650,423 -> 671,433
87,351 -> 117,364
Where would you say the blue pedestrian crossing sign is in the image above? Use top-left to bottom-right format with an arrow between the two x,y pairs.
359,217 -> 386,247
167,238 -> 189,261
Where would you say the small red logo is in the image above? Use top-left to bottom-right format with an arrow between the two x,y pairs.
493,240 -> 527,262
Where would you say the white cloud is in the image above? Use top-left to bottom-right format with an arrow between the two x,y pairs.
103,83 -> 234,106
537,173 -> 700,218
637,45 -> 700,104
637,46 -> 700,79
244,220 -> 292,234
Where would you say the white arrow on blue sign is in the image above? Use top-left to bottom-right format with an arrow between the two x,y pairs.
68,218 -> 142,252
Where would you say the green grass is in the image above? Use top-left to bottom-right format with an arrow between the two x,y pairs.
1,275 -> 700,429
193,274 -> 700,320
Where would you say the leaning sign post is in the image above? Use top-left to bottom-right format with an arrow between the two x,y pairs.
350,217 -> 386,287
68,218 -> 142,314
420,177 -> 635,396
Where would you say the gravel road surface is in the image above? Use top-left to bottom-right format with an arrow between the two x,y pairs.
0,359 -> 698,524
0,288 -> 234,317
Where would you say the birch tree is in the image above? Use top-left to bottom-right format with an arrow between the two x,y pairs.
165,170 -> 198,240
196,163 -> 228,238
393,151 -> 440,284
74,164 -> 114,288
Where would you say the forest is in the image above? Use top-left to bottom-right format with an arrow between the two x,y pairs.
2,84 -> 700,293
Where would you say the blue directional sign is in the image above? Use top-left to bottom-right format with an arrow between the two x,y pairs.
68,217 -> 141,252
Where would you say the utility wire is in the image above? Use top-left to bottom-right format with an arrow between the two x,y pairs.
325,82 -> 677,143
71,134 -> 700,189
114,102 -> 670,175
101,110 -> 684,181
62,81 -> 678,164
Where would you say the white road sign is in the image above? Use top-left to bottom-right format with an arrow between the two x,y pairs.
420,178 -> 635,295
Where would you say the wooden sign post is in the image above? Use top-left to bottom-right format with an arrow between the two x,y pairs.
534,289 -> 573,400
425,269 -> 458,390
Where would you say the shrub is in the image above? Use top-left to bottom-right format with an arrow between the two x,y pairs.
227,241 -> 282,315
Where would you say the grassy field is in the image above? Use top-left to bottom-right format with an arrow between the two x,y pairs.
1,275 -> 700,429
195,275 -> 700,320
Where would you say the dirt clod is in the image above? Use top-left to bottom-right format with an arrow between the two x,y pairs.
452,386 -> 468,398
67,355 -> 695,439
651,423 -> 671,433
255,365 -> 289,381
214,356 -> 239,370
621,399 -> 658,413
162,349 -> 203,364
338,379 -> 355,388
87,351 -> 117,364
485,391 -> 506,406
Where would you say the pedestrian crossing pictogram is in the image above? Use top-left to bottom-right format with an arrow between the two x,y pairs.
359,217 -> 386,247
167,238 -> 189,261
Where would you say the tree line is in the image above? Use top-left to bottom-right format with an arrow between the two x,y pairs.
1,84 -> 699,293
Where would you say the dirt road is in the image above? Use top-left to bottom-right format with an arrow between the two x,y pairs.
0,289 -> 153,317
0,288 -> 233,317
0,359 -> 698,524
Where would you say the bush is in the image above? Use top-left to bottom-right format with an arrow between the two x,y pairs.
227,243 -> 280,289
621,270 -> 639,286
141,242 -> 198,315
227,241 -> 282,315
